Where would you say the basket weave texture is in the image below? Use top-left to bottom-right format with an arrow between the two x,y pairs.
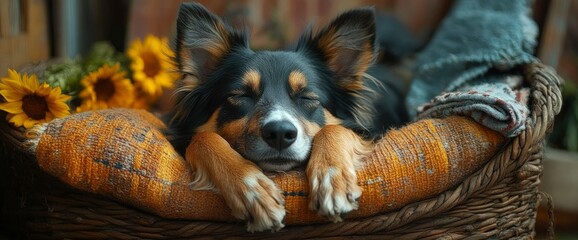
0,62 -> 562,239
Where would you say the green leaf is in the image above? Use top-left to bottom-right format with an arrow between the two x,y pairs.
42,59 -> 84,96
83,41 -> 131,75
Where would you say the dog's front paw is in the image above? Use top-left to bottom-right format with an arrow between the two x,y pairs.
307,166 -> 362,222
186,131 -> 285,232
306,125 -> 368,222
226,173 -> 286,232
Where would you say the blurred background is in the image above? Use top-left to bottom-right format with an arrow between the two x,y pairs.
0,0 -> 576,237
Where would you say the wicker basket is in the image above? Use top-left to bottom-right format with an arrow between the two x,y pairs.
0,62 -> 562,239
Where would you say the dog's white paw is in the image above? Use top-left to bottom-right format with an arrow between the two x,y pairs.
225,174 -> 286,232
308,166 -> 362,222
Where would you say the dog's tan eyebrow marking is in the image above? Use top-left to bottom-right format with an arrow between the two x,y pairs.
289,70 -> 307,93
242,70 -> 261,94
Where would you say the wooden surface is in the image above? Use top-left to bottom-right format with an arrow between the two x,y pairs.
0,0 -> 50,71
126,0 -> 454,49
538,0 -> 572,68
127,0 -> 568,66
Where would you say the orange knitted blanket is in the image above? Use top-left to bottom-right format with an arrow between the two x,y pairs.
30,109 -> 504,224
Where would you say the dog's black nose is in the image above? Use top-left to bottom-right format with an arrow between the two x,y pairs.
261,121 -> 297,150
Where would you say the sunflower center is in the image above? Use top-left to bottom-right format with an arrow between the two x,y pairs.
22,94 -> 48,120
141,51 -> 161,77
94,78 -> 115,101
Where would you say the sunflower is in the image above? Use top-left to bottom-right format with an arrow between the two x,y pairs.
77,64 -> 134,112
0,69 -> 70,128
131,91 -> 154,109
127,35 -> 177,99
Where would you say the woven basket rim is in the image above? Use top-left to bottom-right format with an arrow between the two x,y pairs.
0,62 -> 563,238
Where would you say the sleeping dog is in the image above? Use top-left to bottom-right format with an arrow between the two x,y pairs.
166,2 -> 407,232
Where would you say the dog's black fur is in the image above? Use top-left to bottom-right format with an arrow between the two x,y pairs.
164,2 -> 416,232
166,3 -> 408,171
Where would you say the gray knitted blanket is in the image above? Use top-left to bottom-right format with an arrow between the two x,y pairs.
405,0 -> 538,137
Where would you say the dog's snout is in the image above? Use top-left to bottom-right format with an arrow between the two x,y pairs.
261,120 -> 297,150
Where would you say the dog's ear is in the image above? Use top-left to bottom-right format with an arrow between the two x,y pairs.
298,8 -> 376,84
175,3 -> 247,81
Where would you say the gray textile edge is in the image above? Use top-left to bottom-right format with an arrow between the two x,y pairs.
405,0 -> 538,137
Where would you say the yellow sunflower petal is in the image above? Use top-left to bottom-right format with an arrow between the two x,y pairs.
133,71 -> 147,82
160,59 -> 176,69
113,72 -> 126,80
6,69 -> 21,81
0,89 -> 24,102
47,87 -> 71,103
59,94 -> 72,102
1,77 -> 26,94
155,73 -> 175,88
47,101 -> 70,117
140,79 -> 158,96
44,111 -> 55,122
131,58 -> 145,71
7,113 -> 28,127
147,40 -> 162,53
37,84 -> 52,97
81,74 -> 95,87
49,87 -> 62,98
0,101 -> 24,114
23,118 -> 40,129
22,74 -> 40,92
47,105 -> 67,116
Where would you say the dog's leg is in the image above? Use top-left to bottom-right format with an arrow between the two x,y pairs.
186,132 -> 285,232
307,125 -> 371,222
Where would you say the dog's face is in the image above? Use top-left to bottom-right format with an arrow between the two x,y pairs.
169,3 -> 376,172
194,53 -> 340,171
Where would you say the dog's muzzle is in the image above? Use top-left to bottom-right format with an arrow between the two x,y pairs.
261,120 -> 298,150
